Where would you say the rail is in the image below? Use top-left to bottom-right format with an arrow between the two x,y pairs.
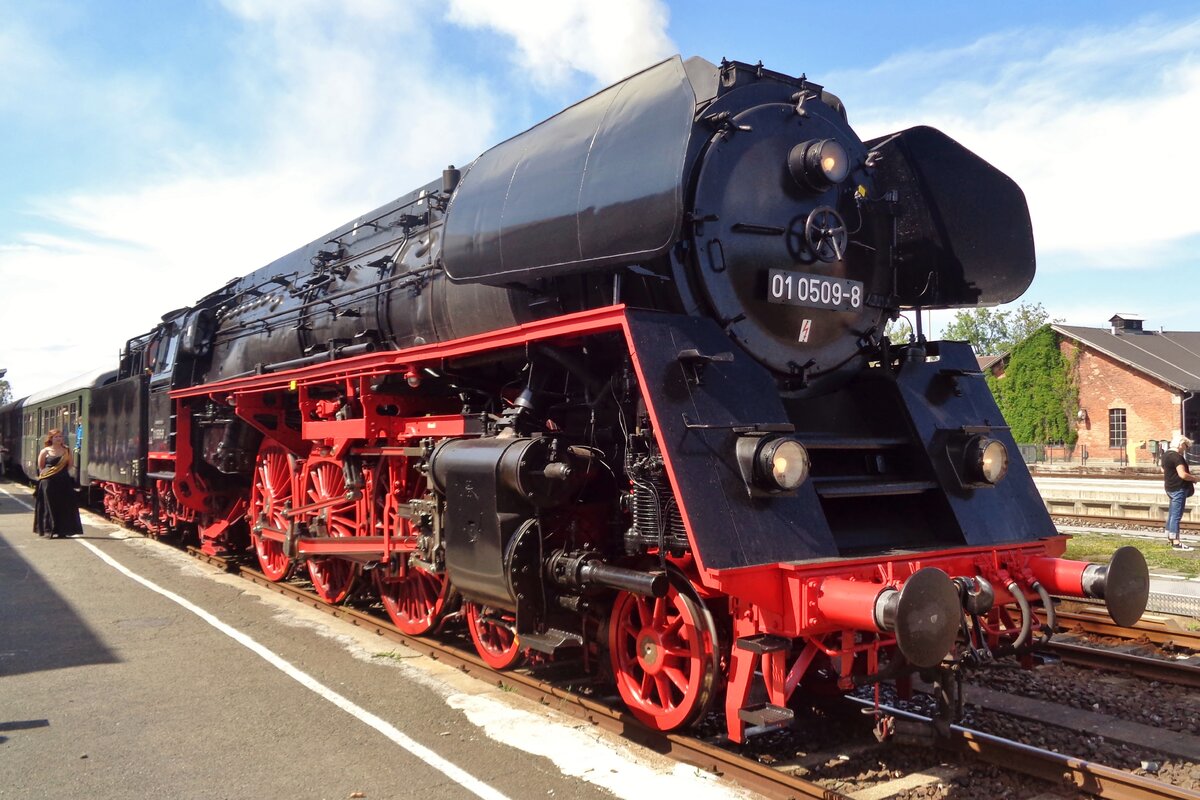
848,698 -> 1200,800
189,545 -> 1200,799
1043,640 -> 1200,689
188,548 -> 849,800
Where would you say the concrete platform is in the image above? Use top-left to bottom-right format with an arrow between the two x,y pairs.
1032,475 -> 1198,525
0,482 -> 753,800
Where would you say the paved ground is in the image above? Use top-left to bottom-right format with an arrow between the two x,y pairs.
0,482 -> 753,800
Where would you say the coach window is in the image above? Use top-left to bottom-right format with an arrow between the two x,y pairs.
1108,408 -> 1127,448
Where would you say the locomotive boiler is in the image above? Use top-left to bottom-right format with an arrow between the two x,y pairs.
72,55 -> 1147,742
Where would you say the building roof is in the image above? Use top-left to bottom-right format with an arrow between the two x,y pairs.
1053,324 -> 1200,392
976,354 -> 1006,372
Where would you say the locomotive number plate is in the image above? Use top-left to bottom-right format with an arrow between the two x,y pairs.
767,269 -> 863,311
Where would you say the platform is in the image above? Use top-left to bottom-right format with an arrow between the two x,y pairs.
0,481 -> 751,800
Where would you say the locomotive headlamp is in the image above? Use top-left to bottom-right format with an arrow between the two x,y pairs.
966,436 -> 1009,485
765,438 -> 810,490
789,138 -> 850,191
737,434 -> 810,493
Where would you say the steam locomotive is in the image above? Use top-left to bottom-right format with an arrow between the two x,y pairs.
1,56 -> 1148,742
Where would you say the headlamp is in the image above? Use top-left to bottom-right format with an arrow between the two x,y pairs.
761,438 -> 810,490
736,434 -> 810,494
789,138 -> 850,191
966,436 -> 1008,485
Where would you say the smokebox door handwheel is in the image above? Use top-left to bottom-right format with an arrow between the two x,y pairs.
688,99 -> 889,386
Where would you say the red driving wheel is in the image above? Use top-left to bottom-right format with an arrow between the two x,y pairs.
302,457 -> 361,603
373,458 -> 453,634
249,442 -> 295,581
608,580 -> 717,731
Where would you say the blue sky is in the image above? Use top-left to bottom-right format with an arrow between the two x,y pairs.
2,0 -> 1198,398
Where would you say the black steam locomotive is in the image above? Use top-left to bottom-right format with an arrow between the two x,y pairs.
4,56 -> 1148,741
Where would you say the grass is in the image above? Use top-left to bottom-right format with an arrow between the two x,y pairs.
1063,533 -> 1200,578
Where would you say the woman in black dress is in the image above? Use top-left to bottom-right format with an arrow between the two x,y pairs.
34,429 -> 83,538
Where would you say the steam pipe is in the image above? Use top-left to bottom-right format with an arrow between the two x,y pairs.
1006,580 -> 1033,651
546,550 -> 667,597
223,342 -> 376,381
1031,580 -> 1055,643
579,562 -> 668,597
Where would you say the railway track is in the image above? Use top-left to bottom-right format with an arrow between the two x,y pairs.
186,546 -> 1198,800
859,699 -> 1200,800
1048,606 -> 1200,649
1057,514 -> 1200,533
1044,640 -> 1200,688
188,548 -> 844,799
1031,470 -> 1165,482
1030,604 -> 1200,688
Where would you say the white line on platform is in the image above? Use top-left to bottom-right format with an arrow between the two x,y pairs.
75,537 -> 513,800
1,485 -> 34,511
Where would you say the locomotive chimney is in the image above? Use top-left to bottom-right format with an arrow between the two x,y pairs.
442,165 -> 461,195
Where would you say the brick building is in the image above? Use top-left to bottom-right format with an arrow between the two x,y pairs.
1051,315 -> 1200,466
977,353 -> 1006,377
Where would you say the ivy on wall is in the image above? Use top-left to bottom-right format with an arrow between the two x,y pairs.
986,326 -> 1079,445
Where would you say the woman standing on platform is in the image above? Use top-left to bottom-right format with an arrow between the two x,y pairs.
34,429 -> 82,538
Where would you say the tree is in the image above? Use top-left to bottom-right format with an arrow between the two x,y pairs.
884,317 -> 914,345
0,379 -> 11,406
940,302 -> 1057,354
987,326 -> 1078,445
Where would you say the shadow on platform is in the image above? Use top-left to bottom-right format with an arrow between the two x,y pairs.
0,488 -> 33,515
0,532 -> 119,677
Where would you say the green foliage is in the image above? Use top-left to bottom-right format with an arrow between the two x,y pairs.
941,302 -> 1056,354
884,317 -> 914,345
993,326 -> 1078,445
1064,533 -> 1199,580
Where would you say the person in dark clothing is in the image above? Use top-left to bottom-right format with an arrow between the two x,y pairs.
1162,435 -> 1196,551
34,429 -> 83,538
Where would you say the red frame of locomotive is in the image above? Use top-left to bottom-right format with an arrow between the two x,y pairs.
92,303 -> 1100,742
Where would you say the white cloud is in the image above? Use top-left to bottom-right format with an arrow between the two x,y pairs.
445,0 -> 675,87
835,18 -> 1200,267
0,1 -> 681,398
0,3 -> 507,398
